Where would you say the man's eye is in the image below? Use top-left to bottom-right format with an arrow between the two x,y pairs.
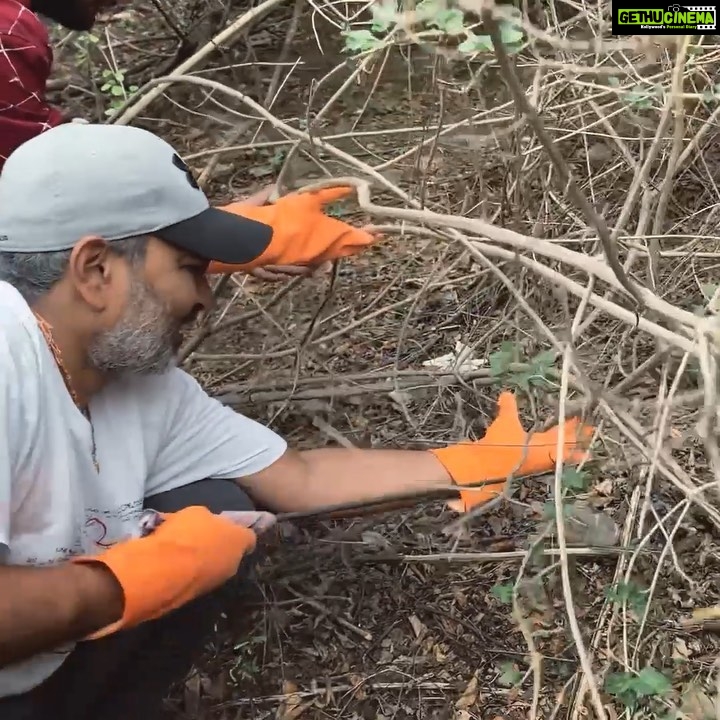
183,265 -> 204,276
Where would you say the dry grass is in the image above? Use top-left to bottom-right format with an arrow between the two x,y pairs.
50,1 -> 720,717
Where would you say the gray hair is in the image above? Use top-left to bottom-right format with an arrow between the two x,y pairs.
0,236 -> 149,305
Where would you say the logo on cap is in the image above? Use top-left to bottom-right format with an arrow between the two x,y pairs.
172,153 -> 200,190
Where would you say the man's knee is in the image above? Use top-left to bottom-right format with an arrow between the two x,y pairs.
144,478 -> 260,584
145,477 -> 256,514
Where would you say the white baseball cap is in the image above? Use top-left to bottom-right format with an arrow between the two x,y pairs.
0,123 -> 273,263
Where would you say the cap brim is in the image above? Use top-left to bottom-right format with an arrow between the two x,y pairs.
155,207 -> 273,264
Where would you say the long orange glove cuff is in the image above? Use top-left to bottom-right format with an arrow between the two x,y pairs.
429,391 -> 594,512
207,187 -> 376,274
71,506 -> 257,638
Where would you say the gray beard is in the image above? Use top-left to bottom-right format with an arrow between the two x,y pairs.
87,274 -> 180,376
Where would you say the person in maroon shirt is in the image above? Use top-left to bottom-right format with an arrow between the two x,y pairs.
0,0 -> 118,168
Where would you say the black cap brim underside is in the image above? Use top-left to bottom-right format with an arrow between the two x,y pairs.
155,206 -> 273,264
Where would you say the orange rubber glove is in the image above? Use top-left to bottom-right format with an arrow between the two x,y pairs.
430,391 -> 594,512
71,506 -> 257,638
207,187 -> 376,274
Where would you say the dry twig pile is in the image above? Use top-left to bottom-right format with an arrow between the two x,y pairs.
52,0 -> 720,717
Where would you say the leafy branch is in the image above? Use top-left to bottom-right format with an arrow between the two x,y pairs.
605,666 -> 671,710
488,341 -> 556,391
342,0 -> 525,57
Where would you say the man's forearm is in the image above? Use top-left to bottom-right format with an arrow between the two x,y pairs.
239,447 -> 454,514
0,561 -> 124,668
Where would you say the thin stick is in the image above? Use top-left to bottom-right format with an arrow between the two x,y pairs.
378,547 -> 643,563
285,586 -> 372,641
483,10 -> 642,310
553,346 -> 608,720
649,37 -> 690,285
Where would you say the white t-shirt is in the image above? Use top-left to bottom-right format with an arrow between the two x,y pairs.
0,281 -> 288,698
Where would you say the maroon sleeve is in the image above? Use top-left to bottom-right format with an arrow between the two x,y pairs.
0,27 -> 64,169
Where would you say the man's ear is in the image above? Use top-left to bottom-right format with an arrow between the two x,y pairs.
66,235 -> 119,311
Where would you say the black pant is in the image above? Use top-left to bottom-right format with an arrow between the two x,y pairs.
0,478 -> 257,720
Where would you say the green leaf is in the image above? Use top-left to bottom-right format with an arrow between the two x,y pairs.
606,671 -> 636,706
100,82 -> 111,92
605,672 -> 632,694
634,667 -> 671,697
531,349 -> 555,369
510,369 -> 552,391
370,2 -> 397,33
429,8 -> 465,34
702,88 -> 717,104
270,148 -> 287,170
415,0 -> 440,21
624,91 -> 650,108
489,342 -> 555,388
605,581 -> 648,615
499,20 -> 523,45
607,76 -> 621,87
488,341 -> 516,377
493,348 -> 555,391
510,370 -> 532,391
701,282 -> 719,301
606,667 -> 670,707
623,84 -> 662,110
490,583 -> 514,604
110,84 -> 124,96
498,661 -> 523,687
561,467 -> 589,491
342,29 -> 382,53
458,32 -> 493,54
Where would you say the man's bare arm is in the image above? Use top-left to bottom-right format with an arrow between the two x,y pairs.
235,447 -> 455,514
0,561 -> 124,668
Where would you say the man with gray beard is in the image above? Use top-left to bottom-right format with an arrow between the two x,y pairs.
0,123 -> 593,719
